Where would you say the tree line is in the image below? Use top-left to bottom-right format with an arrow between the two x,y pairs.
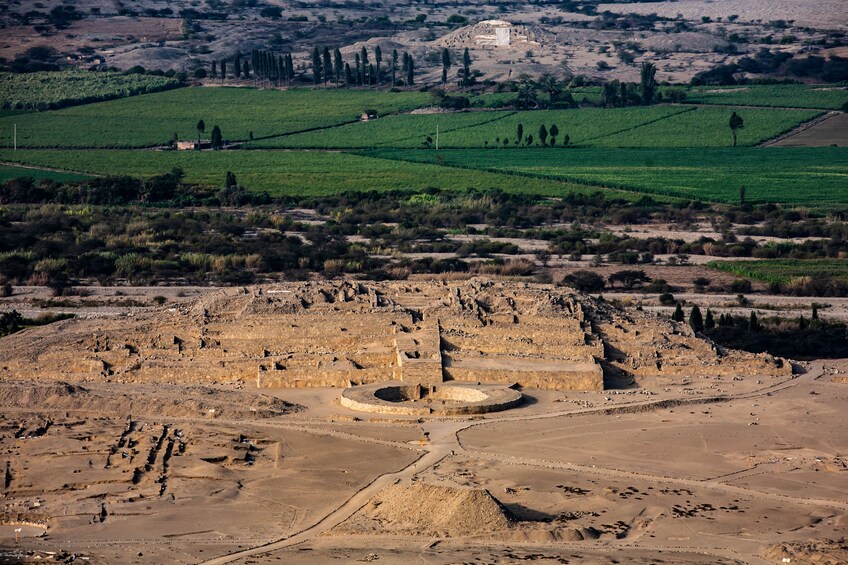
203,46 -> 417,88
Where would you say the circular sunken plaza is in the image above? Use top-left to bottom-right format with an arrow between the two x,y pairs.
340,382 -> 523,416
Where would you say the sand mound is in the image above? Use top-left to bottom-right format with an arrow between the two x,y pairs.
0,380 -> 300,419
336,482 -> 514,537
763,538 -> 848,564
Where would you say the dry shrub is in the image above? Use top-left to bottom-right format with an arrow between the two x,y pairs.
386,265 -> 412,280
471,258 -> 535,277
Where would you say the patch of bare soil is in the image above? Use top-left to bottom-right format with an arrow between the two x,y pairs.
771,112 -> 848,147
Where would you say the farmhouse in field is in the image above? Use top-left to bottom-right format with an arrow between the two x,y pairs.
176,139 -> 232,150
177,140 -> 210,150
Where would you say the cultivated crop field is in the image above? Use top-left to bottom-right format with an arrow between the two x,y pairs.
0,71 -> 180,111
683,83 -> 848,110
591,107 -> 821,148
0,149 -> 609,198
0,165 -> 90,183
709,259 -> 848,284
365,147 -> 848,205
1,78 -> 845,207
253,105 -> 817,149
0,87 -> 431,148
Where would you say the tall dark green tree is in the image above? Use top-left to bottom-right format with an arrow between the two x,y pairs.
311,47 -> 322,84
406,55 -> 415,86
322,47 -> 332,83
729,111 -> 744,147
285,54 -> 294,84
220,59 -> 226,81
211,60 -> 217,78
344,63 -> 353,86
225,171 -> 237,188
196,119 -> 205,150
333,48 -> 343,84
460,47 -> 472,89
375,45 -> 382,87
243,60 -> 249,79
539,124 -> 548,146
549,123 -> 559,146
705,308 -> 715,329
210,125 -> 223,150
391,49 -> 398,86
640,61 -> 657,104
361,47 -> 369,85
441,48 -> 452,86
516,123 -> 524,146
672,302 -> 684,322
355,53 -> 362,85
689,304 -> 704,333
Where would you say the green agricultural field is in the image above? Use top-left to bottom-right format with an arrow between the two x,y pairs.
252,106 -> 817,149
363,147 -> 848,206
683,83 -> 848,110
0,149 -> 619,198
0,70 -> 180,111
254,106 -> 692,149
592,107 -> 821,148
248,111 -> 517,149
708,259 -> 848,284
0,165 -> 91,183
0,87 -> 431,149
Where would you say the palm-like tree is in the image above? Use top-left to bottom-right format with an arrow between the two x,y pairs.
516,80 -> 539,109
538,74 -> 561,105
640,61 -> 657,105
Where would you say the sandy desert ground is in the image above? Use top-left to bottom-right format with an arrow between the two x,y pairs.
1,282 -> 846,565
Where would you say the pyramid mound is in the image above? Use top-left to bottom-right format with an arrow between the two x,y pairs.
336,482 -> 514,537
0,279 -> 790,390
435,20 -> 556,50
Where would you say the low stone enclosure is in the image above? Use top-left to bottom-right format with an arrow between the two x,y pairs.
0,280 -> 791,398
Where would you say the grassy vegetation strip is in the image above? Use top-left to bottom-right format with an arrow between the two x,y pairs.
592,107 -> 822,147
0,149 -> 618,198
682,83 -> 848,110
0,71 -> 181,111
361,147 -> 848,206
0,87 -> 432,149
708,259 -> 848,284
0,165 -> 91,183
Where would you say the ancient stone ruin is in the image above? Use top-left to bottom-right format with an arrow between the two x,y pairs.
0,280 -> 790,403
435,20 -> 556,50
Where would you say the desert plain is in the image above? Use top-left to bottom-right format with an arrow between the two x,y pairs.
0,280 -> 845,565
